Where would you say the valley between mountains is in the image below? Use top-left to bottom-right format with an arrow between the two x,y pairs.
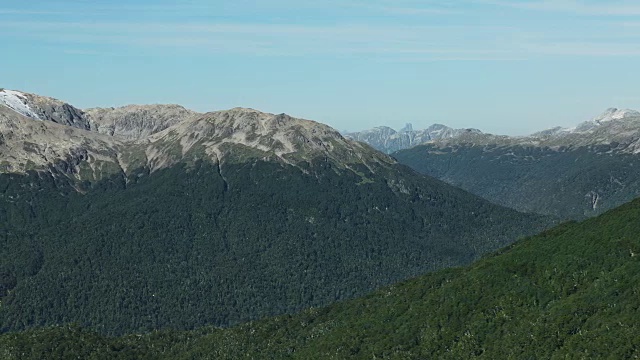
1,88 -> 638,358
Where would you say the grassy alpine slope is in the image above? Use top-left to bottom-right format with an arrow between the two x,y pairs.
2,196 -> 639,359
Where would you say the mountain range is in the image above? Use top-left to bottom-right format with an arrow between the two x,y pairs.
1,88 -> 382,177
347,107 -> 640,219
0,88 -> 550,335
344,123 -> 481,154
348,108 -> 640,154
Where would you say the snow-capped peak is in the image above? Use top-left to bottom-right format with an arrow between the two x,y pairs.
592,108 -> 640,123
0,89 -> 41,120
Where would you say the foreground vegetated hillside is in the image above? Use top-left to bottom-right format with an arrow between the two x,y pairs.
2,196 -> 639,359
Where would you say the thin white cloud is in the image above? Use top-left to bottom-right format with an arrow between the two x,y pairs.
0,9 -> 68,15
17,0 -> 460,20
478,0 -> 640,16
4,17 -> 640,59
376,6 -> 458,15
62,49 -> 124,57
524,42 -> 640,56
380,56 -> 527,62
0,22 -> 524,59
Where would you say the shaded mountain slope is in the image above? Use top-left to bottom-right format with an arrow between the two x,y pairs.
0,159 -> 549,335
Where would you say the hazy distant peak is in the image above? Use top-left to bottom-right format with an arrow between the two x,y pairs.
355,126 -> 398,137
346,123 -> 477,153
400,123 -> 413,132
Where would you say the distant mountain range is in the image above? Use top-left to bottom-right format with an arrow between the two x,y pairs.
344,123 -> 482,154
0,88 -> 550,334
392,108 -> 640,219
346,108 -> 640,155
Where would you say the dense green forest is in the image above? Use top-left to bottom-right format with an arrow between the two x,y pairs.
394,143 -> 640,219
2,195 -> 639,359
0,158 -> 549,335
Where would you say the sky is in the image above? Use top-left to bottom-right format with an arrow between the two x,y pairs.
1,0 -> 640,135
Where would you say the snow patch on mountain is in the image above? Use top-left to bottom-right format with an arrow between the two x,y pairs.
593,108 -> 640,123
0,89 -> 41,120
533,108 -> 640,138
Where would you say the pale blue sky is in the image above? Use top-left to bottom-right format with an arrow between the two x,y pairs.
2,0 -> 640,135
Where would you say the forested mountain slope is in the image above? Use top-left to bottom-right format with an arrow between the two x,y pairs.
3,190 -> 639,359
0,89 -> 551,335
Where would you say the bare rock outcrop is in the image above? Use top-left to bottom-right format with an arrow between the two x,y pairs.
86,105 -> 198,140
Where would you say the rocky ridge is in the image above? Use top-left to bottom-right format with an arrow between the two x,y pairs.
0,88 -> 393,180
86,104 -> 199,140
155,108 -> 385,160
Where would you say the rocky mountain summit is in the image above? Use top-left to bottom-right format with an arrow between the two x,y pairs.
86,104 -> 198,140
345,123 -> 481,153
